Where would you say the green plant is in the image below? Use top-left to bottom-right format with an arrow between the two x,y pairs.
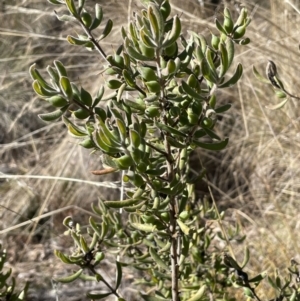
29,0 -> 257,300
0,244 -> 28,301
253,60 -> 300,110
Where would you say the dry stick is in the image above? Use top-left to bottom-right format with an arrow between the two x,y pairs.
0,174 -> 125,190
0,204 -> 99,235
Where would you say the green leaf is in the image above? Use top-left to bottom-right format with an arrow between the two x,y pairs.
218,42 -> 228,77
125,44 -> 154,61
115,261 -> 122,290
226,38 -> 234,70
243,287 -> 254,298
223,8 -> 234,33
116,118 -> 127,140
140,29 -> 158,48
55,269 -> 83,283
215,103 -> 231,113
275,90 -> 287,99
29,64 -> 51,89
55,13 -> 77,22
99,19 -> 113,41
38,106 -> 68,122
98,118 -> 122,146
104,198 -> 140,209
81,11 -> 93,28
155,122 -> 187,138
215,18 -> 227,35
211,33 -> 220,50
177,219 -> 190,235
92,86 -> 105,107
148,3 -> 164,44
74,108 -> 91,121
203,128 -> 221,140
92,130 -> 121,154
80,87 -> 93,107
192,137 -> 229,151
47,0 -> 64,4
241,247 -> 250,269
78,0 -> 85,14
205,48 -> 218,78
47,66 -> 60,85
107,79 -> 123,89
123,69 -> 136,88
186,285 -> 207,301
90,4 -> 103,31
218,63 -> 243,88
131,222 -> 156,232
248,271 -> 267,283
149,248 -> 169,271
67,35 -> 90,46
162,15 -> 181,48
145,168 -> 165,176
252,65 -> 269,83
59,76 -> 74,99
54,250 -> 73,264
124,99 -> 146,112
65,0 -> 79,17
181,81 -> 205,101
235,7 -> 248,27
66,121 -> 88,137
113,154 -> 134,169
47,95 -> 68,107
130,129 -> 141,148
166,136 -> 186,148
201,58 -> 218,84
139,67 -> 158,81
32,80 -> 58,98
87,292 -> 111,299
145,81 -> 161,93
79,138 -> 95,148
54,60 -> 68,77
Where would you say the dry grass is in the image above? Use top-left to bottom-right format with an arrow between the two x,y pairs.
1,0 -> 300,300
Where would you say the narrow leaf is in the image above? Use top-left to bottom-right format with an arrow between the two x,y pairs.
38,106 -> 68,122
218,63 -> 243,88
265,98 -> 288,110
104,199 -> 140,208
186,285 -> 206,301
115,261 -> 122,290
99,19 -> 113,40
55,269 -> 83,283
252,65 -> 269,83
192,137 -> 229,151
149,248 -> 169,271
65,0 -> 79,17
87,292 -> 111,299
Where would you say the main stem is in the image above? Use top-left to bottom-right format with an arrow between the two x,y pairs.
169,195 -> 180,301
155,46 -> 180,301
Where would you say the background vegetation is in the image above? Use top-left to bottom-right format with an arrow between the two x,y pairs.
1,0 -> 300,300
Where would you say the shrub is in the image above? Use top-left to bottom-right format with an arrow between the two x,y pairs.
28,0 -> 255,300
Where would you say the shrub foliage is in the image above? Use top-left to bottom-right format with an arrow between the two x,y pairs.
6,1 -> 300,301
